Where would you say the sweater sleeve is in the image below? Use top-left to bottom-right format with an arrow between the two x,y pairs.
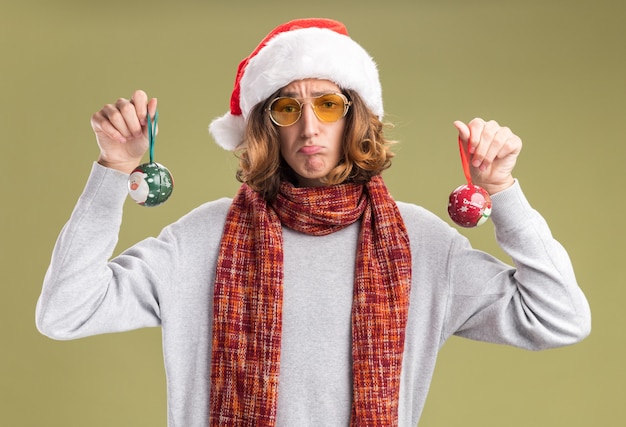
36,163 -> 176,340
443,180 -> 591,350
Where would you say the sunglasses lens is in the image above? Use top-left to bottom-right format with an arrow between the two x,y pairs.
313,94 -> 348,122
269,98 -> 301,126
268,93 -> 349,126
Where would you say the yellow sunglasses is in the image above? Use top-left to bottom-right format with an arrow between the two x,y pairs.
267,92 -> 352,127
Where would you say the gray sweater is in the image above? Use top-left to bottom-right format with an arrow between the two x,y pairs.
36,163 -> 591,427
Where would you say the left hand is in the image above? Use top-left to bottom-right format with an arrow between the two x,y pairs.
454,118 -> 522,195
91,90 -> 158,174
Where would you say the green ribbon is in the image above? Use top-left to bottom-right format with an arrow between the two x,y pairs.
147,109 -> 159,164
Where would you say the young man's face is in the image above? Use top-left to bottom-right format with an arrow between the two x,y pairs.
275,79 -> 346,187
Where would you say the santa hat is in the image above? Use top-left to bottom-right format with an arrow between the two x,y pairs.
209,18 -> 383,151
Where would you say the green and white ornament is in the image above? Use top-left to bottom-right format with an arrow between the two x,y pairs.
129,162 -> 173,206
127,110 -> 174,207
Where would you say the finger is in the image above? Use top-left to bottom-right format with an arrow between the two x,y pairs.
453,121 -> 472,160
137,97 -> 160,139
147,97 -> 158,130
115,97 -> 143,138
131,90 -> 149,126
478,127 -> 512,170
91,110 -> 128,143
102,103 -> 135,142
494,131 -> 522,161
453,120 -> 470,143
466,118 -> 487,154
471,120 -> 500,168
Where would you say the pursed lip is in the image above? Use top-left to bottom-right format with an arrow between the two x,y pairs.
298,145 -> 323,155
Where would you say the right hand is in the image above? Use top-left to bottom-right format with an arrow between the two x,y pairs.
91,90 -> 158,174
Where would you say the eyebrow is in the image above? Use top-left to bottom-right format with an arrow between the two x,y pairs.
279,90 -> 337,98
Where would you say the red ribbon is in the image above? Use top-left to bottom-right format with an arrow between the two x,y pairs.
458,135 -> 473,185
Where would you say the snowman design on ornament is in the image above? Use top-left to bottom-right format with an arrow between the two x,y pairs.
128,170 -> 150,204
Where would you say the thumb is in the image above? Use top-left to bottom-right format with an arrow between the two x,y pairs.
453,120 -> 470,142
147,97 -> 158,120
144,98 -> 159,137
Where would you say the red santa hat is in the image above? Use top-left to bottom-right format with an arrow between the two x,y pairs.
209,18 -> 383,151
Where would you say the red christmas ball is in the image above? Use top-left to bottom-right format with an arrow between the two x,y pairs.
448,184 -> 492,228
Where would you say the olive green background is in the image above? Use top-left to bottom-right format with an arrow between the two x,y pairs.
1,0 -> 623,425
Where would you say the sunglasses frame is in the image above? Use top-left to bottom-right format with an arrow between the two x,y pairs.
267,92 -> 352,127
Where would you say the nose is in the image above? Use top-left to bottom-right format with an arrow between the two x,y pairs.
299,102 -> 319,137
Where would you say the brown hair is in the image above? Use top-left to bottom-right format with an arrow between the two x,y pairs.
235,89 -> 396,200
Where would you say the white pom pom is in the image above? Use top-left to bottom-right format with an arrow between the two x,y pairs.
208,112 -> 246,151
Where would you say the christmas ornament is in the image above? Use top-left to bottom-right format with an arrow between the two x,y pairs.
448,136 -> 492,227
128,110 -> 174,207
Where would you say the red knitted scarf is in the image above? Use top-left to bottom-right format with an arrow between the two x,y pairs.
210,175 -> 412,426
